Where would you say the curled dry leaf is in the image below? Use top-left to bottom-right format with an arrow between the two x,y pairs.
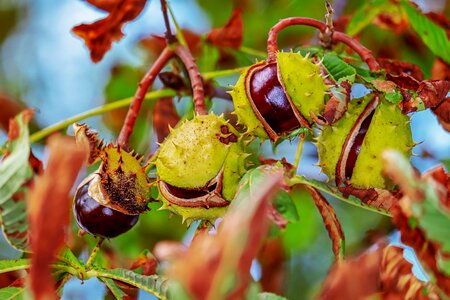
305,186 -> 345,260
28,135 -> 88,300
206,9 -> 243,49
432,97 -> 450,132
167,165 -> 284,300
73,0 -> 147,62
431,58 -> 450,81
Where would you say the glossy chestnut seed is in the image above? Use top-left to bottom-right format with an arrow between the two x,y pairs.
249,63 -> 301,136
74,181 -> 139,238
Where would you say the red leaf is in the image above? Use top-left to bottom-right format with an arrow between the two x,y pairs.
432,97 -> 450,132
73,0 -> 147,62
206,9 -> 243,49
140,29 -> 202,57
28,135 -> 88,300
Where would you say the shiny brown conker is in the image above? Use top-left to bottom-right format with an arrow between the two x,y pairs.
74,181 -> 139,238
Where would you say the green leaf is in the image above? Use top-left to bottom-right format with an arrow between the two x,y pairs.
0,259 -> 30,274
385,89 -> 403,104
258,292 -> 288,300
57,248 -> 84,270
98,277 -> 126,300
91,268 -> 171,300
322,53 -> 356,83
0,111 -> 34,251
346,0 -> 388,36
272,190 -> 299,223
0,287 -> 24,300
402,0 -> 450,63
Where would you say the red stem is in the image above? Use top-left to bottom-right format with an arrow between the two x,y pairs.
174,44 -> 207,115
267,17 -> 380,71
117,47 -> 174,148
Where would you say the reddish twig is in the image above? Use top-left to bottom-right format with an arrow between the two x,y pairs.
174,44 -> 207,115
267,17 -> 380,71
117,47 -> 174,147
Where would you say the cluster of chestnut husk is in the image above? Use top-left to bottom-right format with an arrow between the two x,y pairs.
230,50 -> 415,210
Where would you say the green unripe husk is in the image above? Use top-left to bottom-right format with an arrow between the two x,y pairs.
317,94 -> 413,190
156,114 -> 249,224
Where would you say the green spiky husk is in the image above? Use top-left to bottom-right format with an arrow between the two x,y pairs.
317,94 -> 413,189
277,51 -> 327,123
156,114 -> 242,190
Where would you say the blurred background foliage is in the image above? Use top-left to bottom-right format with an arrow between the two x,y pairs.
0,0 -> 449,299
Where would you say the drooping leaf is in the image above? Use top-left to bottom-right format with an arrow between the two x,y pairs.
257,238 -> 286,295
0,110 -> 35,251
98,277 -> 126,300
168,165 -> 285,300
206,9 -> 243,49
401,0 -> 450,63
0,259 -> 30,274
0,287 -> 24,300
72,0 -> 147,62
322,53 -> 356,83
28,135 -> 88,300
93,268 -> 171,300
305,186 -> 345,260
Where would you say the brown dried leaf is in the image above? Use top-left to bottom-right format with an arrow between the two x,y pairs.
28,135 -> 88,300
377,58 -> 424,81
73,0 -> 147,62
168,165 -> 284,300
152,98 -> 180,144
306,186 -> 344,260
206,9 -> 243,49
